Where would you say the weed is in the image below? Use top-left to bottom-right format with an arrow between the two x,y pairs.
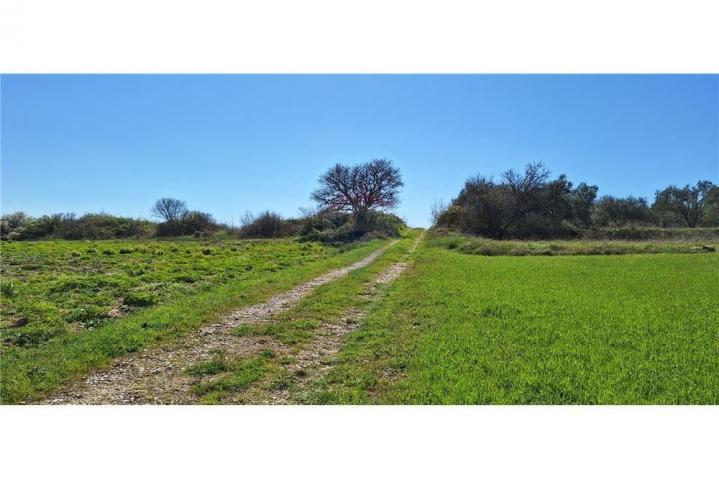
193,358 -> 266,397
1,281 -> 17,298
185,358 -> 229,377
123,292 -> 156,307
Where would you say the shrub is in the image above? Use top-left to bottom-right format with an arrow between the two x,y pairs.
58,213 -> 154,239
239,211 -> 291,238
298,209 -> 404,243
155,210 -> 219,237
1,211 -> 153,240
434,164 -> 594,239
592,196 -> 654,227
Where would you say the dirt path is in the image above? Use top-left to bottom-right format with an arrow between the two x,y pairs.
41,241 -> 398,405
245,232 -> 424,404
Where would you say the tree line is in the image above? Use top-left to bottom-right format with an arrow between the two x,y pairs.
1,159 -> 406,242
433,162 -> 719,239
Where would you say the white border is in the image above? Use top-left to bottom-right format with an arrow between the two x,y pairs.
1,0 -> 718,72
2,1 -> 718,478
1,406 -> 717,479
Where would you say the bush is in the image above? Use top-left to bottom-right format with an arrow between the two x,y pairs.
592,196 -> 654,227
1,211 -> 153,240
435,169 -> 718,239
59,213 -> 154,239
433,165 -> 594,239
0,212 -> 31,237
238,211 -> 293,239
155,211 -> 219,237
298,209 -> 404,243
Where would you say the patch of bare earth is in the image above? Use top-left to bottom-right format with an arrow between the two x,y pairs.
40,242 -> 397,405
243,233 -> 424,405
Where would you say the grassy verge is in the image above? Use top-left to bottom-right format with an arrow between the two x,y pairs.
183,229 -> 421,404
0,239 -> 388,404
0,238 -> 335,347
581,226 -> 719,241
313,242 -> 719,404
429,231 -> 718,256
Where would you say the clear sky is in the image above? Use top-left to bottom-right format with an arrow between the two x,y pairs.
1,74 -> 717,227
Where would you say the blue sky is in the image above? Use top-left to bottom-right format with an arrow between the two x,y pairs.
1,74 -> 717,227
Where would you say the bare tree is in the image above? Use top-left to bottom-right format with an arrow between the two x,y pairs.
151,198 -> 188,223
430,199 -> 448,226
311,159 -> 403,222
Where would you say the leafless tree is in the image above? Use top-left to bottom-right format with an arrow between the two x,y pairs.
311,159 -> 403,222
151,198 -> 188,223
430,199 -> 448,225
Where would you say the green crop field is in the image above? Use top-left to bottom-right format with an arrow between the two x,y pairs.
0,238 -> 388,403
310,239 -> 719,404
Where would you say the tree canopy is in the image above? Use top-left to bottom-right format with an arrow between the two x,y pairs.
311,159 -> 403,221
151,198 -> 188,223
653,181 -> 718,228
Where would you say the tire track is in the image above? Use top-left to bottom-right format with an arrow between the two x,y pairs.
248,232 -> 424,404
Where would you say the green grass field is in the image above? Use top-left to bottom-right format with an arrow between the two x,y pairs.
0,239 -> 336,347
2,231 -> 717,405
312,239 -> 719,404
0,238 -> 388,403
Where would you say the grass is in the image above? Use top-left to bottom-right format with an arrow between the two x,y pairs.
185,357 -> 230,377
184,351 -> 285,404
5,227 -> 716,405
429,231 -> 719,256
0,238 -> 388,404
0,238 -> 334,346
311,240 -> 719,404
192,358 -> 271,404
200,230 -> 421,403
